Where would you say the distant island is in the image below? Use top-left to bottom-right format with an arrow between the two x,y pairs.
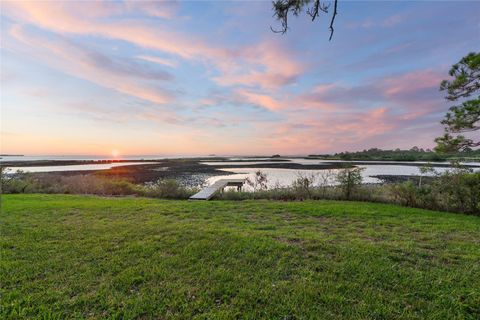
308,147 -> 480,162
0,154 -> 24,157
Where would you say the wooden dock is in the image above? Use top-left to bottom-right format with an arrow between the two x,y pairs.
189,178 -> 246,200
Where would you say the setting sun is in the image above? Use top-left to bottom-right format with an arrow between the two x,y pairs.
111,150 -> 119,158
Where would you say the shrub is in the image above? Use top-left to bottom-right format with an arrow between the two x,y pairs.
246,171 -> 268,192
60,175 -> 138,195
433,171 -> 480,214
336,167 -> 364,200
292,172 -> 318,199
142,179 -> 195,199
389,181 -> 419,207
461,173 -> 480,213
0,171 -> 139,196
0,168 -> 37,194
317,169 -> 335,198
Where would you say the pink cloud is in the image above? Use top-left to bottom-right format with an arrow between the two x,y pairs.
4,1 -> 177,23
332,107 -> 394,138
256,107 -> 401,153
126,1 -> 178,19
295,69 -> 446,117
137,55 -> 177,68
213,41 -> 303,90
381,70 -> 443,97
233,89 -> 284,111
3,1 -> 303,91
292,84 -> 341,111
9,25 -> 174,104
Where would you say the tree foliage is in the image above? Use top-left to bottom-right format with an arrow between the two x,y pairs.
271,0 -> 338,40
440,52 -> 480,101
336,166 -> 363,200
436,52 -> 480,153
309,147 -> 480,161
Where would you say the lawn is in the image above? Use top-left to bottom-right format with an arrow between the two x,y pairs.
1,195 -> 479,319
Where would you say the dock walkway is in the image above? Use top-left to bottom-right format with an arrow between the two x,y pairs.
189,178 -> 245,200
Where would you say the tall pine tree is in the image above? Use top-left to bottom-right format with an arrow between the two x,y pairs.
435,52 -> 479,152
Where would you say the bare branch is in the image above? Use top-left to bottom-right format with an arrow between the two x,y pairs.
328,0 -> 338,41
307,0 -> 330,20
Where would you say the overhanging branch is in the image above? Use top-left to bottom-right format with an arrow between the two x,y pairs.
329,0 -> 338,41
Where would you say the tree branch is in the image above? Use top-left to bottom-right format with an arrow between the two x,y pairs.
271,0 -> 339,40
328,0 -> 338,41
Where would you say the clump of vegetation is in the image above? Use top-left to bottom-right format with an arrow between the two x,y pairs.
142,179 -> 196,199
0,170 -> 139,196
434,167 -> 479,213
218,166 -> 479,215
292,172 -> 318,199
0,169 -> 194,199
309,147 -> 480,161
390,181 -> 419,207
0,168 -> 32,194
389,163 -> 479,214
336,167 -> 364,200
246,170 -> 269,192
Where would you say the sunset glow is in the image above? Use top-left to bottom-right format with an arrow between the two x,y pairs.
1,1 -> 479,156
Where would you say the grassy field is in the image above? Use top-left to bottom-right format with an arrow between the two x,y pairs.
1,195 -> 479,319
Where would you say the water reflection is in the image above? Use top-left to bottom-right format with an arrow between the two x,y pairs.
5,162 -> 158,173
206,161 -> 480,189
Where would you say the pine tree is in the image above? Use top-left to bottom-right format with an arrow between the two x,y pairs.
435,52 -> 479,152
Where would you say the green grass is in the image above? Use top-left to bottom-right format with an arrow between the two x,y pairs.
1,195 -> 479,319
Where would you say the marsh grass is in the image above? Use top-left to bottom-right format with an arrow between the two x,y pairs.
1,195 -> 479,319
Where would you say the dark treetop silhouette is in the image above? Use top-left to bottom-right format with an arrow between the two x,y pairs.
271,0 -> 338,40
435,52 -> 480,153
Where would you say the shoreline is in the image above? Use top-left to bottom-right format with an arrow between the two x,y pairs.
3,158 -> 479,187
16,161 -> 236,185
3,158 -> 479,168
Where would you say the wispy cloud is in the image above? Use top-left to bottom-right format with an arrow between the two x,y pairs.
9,25 -> 175,104
233,89 -> 284,111
213,41 -> 303,90
137,55 -> 177,68
3,1 -> 302,91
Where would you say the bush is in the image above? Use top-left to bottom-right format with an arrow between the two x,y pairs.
0,168 -> 38,194
292,172 -> 317,199
336,167 -> 364,200
142,179 -> 196,199
54,175 -> 137,195
246,171 -> 268,192
387,171 -> 479,214
433,172 -> 479,214
0,170 -> 139,196
390,181 -> 419,207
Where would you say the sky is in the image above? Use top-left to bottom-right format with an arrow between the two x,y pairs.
1,0 -> 479,156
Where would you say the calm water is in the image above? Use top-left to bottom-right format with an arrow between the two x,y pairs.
2,156 -> 479,186
5,162 -> 159,173
0,155 -> 206,162
204,158 -> 480,188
